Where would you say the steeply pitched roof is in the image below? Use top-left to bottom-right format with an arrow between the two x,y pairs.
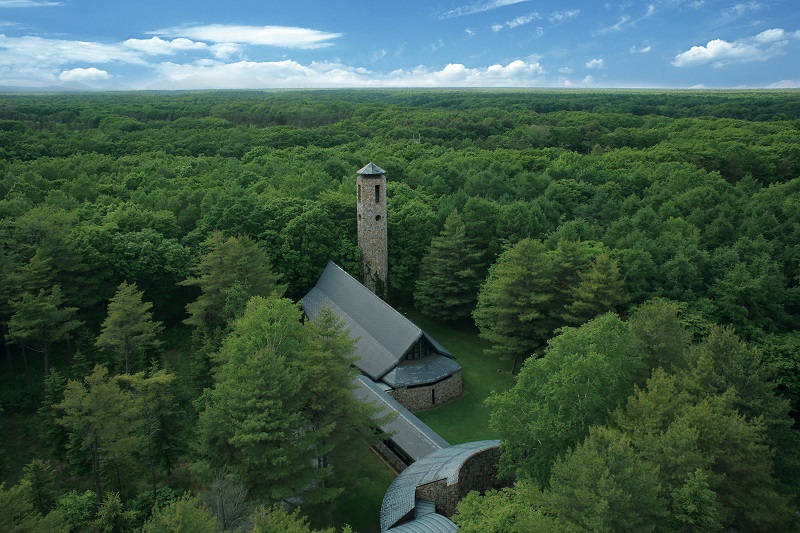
302,262 -> 454,381
357,162 -> 386,175
380,440 -> 501,531
381,355 -> 462,388
352,375 -> 449,463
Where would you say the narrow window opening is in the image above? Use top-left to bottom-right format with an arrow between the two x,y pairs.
431,389 -> 436,405
375,184 -> 381,203
375,215 -> 381,221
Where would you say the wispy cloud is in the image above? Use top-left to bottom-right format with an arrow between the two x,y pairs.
0,0 -> 61,7
673,27 -> 800,67
491,12 -> 540,32
597,15 -> 631,35
585,58 -> 604,69
440,0 -> 529,19
629,44 -> 652,53
154,24 -> 342,49
549,10 -> 580,24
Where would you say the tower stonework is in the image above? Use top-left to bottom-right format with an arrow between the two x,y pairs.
356,162 -> 388,297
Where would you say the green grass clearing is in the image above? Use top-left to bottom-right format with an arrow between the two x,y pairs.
400,309 -> 516,444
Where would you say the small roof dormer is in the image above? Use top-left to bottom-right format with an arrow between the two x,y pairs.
357,162 -> 385,176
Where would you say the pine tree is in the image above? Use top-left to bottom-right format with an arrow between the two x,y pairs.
562,252 -> 627,326
195,297 -> 317,503
7,285 -> 82,378
301,306 -> 386,514
95,281 -> 163,375
182,231 -> 286,332
57,365 -> 143,505
473,238 -> 559,369
414,210 -> 484,322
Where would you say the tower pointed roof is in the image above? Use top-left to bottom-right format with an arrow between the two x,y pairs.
357,162 -> 385,175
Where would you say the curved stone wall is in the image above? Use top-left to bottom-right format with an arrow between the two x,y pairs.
388,370 -> 463,411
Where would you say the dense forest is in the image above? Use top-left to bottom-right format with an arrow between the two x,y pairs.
1,89 -> 799,532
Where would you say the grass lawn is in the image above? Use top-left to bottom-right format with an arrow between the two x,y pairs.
401,309 -> 516,444
329,450 -> 396,532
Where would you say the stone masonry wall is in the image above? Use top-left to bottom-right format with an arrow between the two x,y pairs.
356,174 -> 388,294
413,445 -> 505,518
372,441 -> 408,474
388,370 -> 463,411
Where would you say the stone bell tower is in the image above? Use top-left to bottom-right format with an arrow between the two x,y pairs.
356,162 -> 388,297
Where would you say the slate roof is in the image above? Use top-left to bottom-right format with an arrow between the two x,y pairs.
357,162 -> 386,175
352,375 -> 449,463
381,355 -> 463,388
380,440 -> 501,532
302,262 -> 456,382
386,513 -> 457,533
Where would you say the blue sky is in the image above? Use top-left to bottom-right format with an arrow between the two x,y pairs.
1,0 -> 798,89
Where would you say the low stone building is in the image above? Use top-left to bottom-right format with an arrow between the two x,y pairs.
302,261 -> 463,411
380,440 -> 505,532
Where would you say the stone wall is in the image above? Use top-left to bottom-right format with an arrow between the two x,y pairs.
413,445 -> 505,518
389,371 -> 463,411
372,441 -> 408,474
356,173 -> 388,294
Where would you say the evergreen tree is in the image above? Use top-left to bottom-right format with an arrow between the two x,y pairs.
21,459 -> 57,515
414,210 -> 484,322
182,231 -> 286,332
562,252 -> 627,326
473,238 -> 558,369
95,281 -> 163,375
57,365 -> 144,505
301,306 -> 386,514
195,297 -> 318,503
7,285 -> 82,378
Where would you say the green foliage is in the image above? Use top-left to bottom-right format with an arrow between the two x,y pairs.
141,494 -> 217,533
196,297 -> 317,502
7,285 -> 82,377
21,459 -> 56,515
489,313 -> 644,484
93,492 -> 136,533
473,238 -> 558,363
414,210 -> 484,321
182,231 -> 286,331
55,490 -> 97,532
57,365 -> 144,504
250,505 -> 335,533
562,252 -> 627,326
96,281 -> 163,375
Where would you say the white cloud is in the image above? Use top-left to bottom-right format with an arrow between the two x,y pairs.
465,28 -> 476,37
441,0 -> 529,19
431,39 -> 444,52
371,49 -> 387,62
729,1 -> 765,18
559,66 -> 573,74
0,0 -> 61,7
154,24 -> 342,49
597,15 -> 631,35
629,44 -> 652,53
209,43 -> 242,60
673,28 -> 800,67
582,75 -> 594,84
144,58 -> 547,90
689,1 -> 704,9
0,34 -> 146,69
58,67 -> 110,82
585,58 -> 604,68
123,36 -> 207,55
549,10 -> 580,23
492,12 -> 540,32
